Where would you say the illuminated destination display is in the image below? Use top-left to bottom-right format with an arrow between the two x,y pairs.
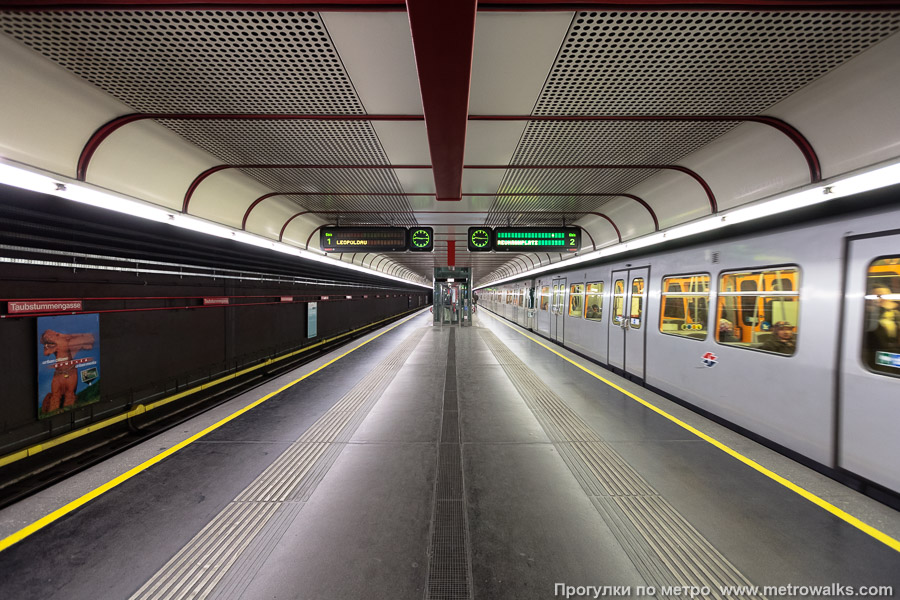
493,228 -> 580,252
408,227 -> 434,252
467,227 -> 493,252
320,227 -> 408,252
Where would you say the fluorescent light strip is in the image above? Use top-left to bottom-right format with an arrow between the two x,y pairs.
480,159 -> 900,288
0,162 -> 431,288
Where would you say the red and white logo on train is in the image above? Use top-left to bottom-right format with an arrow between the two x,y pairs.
701,352 -> 718,367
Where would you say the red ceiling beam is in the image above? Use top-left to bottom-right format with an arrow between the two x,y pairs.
4,1 -> 900,10
406,0 -> 476,201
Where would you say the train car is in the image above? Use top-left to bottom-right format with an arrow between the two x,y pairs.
480,199 -> 900,500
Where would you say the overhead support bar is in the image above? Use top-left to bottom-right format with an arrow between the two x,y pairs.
406,0 -> 477,201
79,113 -> 818,184
185,163 -> 715,214
7,1 -> 900,12
245,192 -> 659,231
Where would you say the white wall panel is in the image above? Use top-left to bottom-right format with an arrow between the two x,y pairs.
470,13 -> 572,114
372,122 -> 430,165
245,197 -> 310,241
679,122 -> 809,212
574,214 -> 620,249
188,170 -> 271,229
464,122 -> 527,164
0,34 -> 128,178
89,120 -> 228,213
281,213 -> 330,250
769,31 -> 900,178
461,169 -> 506,195
323,13 -> 422,115
394,168 -> 435,194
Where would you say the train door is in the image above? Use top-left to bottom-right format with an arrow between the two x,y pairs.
550,277 -> 567,343
838,234 -> 900,493
608,267 -> 649,380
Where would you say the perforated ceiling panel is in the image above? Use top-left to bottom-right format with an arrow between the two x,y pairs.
535,11 -> 900,116
158,120 -> 393,166
237,167 -> 412,221
0,11 -> 361,113
277,193 -> 419,227
487,168 -> 658,226
486,10 -> 900,241
0,10 -> 416,234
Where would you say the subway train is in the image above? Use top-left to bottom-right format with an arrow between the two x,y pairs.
478,198 -> 900,502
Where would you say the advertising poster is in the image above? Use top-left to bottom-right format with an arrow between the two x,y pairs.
37,314 -> 101,419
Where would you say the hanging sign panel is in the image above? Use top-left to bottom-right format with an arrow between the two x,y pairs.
493,227 -> 580,252
37,313 -> 101,419
320,227 -> 409,253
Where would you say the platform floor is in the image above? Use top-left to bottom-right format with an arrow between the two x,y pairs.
1,309 -> 898,600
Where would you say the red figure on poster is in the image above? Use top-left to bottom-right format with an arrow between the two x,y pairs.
40,329 -> 95,413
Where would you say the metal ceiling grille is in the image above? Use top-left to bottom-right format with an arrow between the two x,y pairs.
158,120 -> 393,166
0,10 -> 363,113
534,11 -> 900,116
490,168 -> 658,219
0,9 -> 419,230
511,121 -> 739,166
277,193 -> 419,226
483,9 -> 900,255
237,167 -> 411,218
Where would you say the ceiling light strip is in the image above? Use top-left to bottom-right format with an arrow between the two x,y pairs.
479,160 -> 900,288
0,162 -> 431,288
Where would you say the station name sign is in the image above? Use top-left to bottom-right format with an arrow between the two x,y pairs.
320,227 -> 433,253
8,300 -> 83,314
467,227 -> 580,252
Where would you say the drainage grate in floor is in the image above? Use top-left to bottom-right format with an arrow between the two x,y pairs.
425,328 -> 472,600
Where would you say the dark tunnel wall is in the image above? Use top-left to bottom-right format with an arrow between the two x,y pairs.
0,183 -> 432,456
0,257 -> 429,457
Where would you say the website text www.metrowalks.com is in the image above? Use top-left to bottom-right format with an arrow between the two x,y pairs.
554,584 -> 894,598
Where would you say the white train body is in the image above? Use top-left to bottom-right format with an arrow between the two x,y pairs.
482,203 -> 900,497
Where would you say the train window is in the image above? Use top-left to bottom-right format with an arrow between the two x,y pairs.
585,282 -> 603,321
569,283 -> 584,317
612,279 -> 625,325
717,267 -> 800,355
630,278 -> 645,329
659,274 -> 710,339
863,257 -> 900,376
739,280 -> 758,327
540,286 -> 549,311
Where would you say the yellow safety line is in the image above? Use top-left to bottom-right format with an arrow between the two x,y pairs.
0,307 -> 423,469
483,311 -> 900,554
0,309 -> 428,553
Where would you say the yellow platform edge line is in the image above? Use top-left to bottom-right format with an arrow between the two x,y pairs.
0,308 -> 427,553
486,312 -> 900,554
0,307 -> 422,469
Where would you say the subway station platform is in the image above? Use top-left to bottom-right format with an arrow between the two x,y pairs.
0,309 -> 898,600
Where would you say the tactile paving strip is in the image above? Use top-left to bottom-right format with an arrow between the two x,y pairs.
479,329 -> 765,600
129,327 -> 426,600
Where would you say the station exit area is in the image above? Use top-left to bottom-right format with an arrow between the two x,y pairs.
433,267 -> 473,327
